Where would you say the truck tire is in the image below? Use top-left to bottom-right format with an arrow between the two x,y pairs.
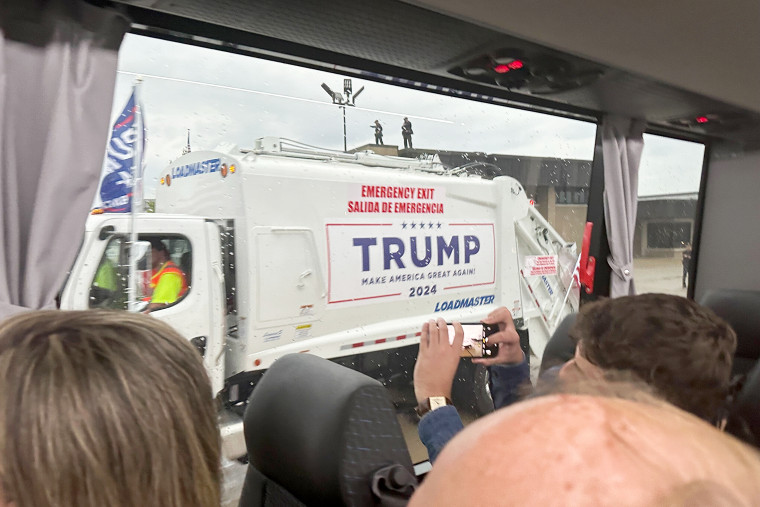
451,361 -> 494,417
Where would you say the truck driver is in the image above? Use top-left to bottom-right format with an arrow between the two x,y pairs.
144,239 -> 188,313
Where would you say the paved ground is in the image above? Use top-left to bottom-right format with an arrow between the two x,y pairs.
633,255 -> 688,297
221,255 -> 689,503
221,459 -> 247,507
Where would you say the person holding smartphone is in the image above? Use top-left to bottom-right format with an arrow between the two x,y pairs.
414,307 -> 528,463
414,295 -> 737,464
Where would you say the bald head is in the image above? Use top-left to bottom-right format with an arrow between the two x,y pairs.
411,393 -> 760,506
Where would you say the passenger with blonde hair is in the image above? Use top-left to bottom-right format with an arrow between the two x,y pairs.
0,310 -> 220,507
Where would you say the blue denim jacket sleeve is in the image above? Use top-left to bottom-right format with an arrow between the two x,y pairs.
489,354 -> 531,409
417,405 -> 464,464
418,357 -> 531,463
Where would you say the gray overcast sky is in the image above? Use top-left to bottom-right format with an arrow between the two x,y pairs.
106,34 -> 704,199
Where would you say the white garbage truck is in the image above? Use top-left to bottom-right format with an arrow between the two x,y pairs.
60,137 -> 578,458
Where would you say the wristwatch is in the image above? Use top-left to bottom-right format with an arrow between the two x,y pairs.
415,396 -> 453,417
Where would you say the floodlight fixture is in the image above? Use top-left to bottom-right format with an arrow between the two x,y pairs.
352,85 -> 365,103
321,83 -> 336,102
320,79 -> 367,152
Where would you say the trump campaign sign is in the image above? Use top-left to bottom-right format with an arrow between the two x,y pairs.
326,220 -> 495,306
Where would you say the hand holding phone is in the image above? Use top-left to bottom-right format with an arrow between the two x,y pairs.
471,307 -> 524,366
446,323 -> 499,358
414,318 -> 463,405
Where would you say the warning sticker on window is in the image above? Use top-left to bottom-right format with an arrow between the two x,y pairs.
524,255 -> 558,276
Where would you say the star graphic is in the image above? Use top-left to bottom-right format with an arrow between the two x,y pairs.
419,221 -> 425,229
410,222 -> 417,229
401,222 -> 408,229
437,222 -> 442,229
429,222 -> 434,228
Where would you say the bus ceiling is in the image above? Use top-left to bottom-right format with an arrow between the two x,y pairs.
100,0 -> 759,149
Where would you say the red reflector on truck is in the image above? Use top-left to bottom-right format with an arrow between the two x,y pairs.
339,332 -> 422,351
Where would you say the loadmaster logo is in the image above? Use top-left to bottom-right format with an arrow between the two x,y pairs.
171,158 -> 221,179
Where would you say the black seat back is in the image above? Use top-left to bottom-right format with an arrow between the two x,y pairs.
180,251 -> 192,286
699,289 -> 760,378
725,359 -> 760,448
238,353 -> 417,507
539,313 -> 578,376
698,289 -> 760,446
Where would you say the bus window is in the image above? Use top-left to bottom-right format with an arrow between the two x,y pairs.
634,135 -> 705,295
85,34 -> 598,468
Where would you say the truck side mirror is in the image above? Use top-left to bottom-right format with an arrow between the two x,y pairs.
98,225 -> 116,240
190,336 -> 207,357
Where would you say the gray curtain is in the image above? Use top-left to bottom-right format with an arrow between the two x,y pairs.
0,1 -> 128,318
601,115 -> 646,297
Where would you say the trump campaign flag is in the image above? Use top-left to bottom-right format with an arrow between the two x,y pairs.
98,85 -> 145,212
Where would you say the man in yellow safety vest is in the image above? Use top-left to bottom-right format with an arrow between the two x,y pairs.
144,239 -> 188,313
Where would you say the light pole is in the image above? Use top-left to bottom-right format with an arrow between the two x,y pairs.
320,79 -> 364,152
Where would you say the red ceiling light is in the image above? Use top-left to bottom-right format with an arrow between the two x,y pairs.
696,116 -> 709,124
493,59 -> 525,74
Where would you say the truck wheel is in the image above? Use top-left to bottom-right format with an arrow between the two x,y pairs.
470,363 -> 495,416
451,362 -> 494,417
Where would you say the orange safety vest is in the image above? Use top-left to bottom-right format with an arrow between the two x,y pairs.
149,260 -> 189,300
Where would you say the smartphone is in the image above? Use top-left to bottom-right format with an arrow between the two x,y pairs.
446,323 -> 499,358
